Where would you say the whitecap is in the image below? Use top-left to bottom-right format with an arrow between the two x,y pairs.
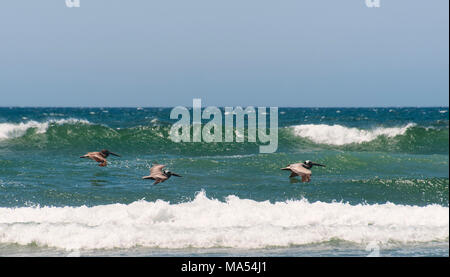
0,119 -> 91,140
0,191 -> 447,250
291,123 -> 416,145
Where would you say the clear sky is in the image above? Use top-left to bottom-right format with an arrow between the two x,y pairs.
0,0 -> 448,107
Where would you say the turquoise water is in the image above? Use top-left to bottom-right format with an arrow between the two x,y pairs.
0,107 -> 448,256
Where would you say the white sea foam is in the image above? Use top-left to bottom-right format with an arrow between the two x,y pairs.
291,123 -> 416,145
0,191 -> 447,250
0,119 -> 90,140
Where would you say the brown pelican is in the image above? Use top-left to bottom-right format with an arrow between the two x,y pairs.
142,163 -> 182,184
80,149 -> 120,167
281,160 -> 325,182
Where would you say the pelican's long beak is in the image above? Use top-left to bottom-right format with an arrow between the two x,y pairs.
109,152 -> 121,157
171,173 -> 182,177
312,162 -> 325,167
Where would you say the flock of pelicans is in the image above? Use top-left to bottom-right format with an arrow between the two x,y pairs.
80,149 -> 326,184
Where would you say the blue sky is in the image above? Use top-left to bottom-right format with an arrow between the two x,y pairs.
0,0 -> 448,107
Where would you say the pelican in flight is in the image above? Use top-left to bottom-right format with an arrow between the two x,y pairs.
281,160 -> 325,182
142,163 -> 182,184
80,149 -> 121,167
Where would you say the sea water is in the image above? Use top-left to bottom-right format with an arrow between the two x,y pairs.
0,107 -> 448,256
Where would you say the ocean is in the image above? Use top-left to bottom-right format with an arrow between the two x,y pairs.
0,107 -> 448,257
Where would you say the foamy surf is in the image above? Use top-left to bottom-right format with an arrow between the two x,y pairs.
0,119 -> 90,140
291,123 -> 416,145
0,191 -> 447,250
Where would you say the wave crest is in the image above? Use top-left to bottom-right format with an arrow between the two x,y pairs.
0,119 -> 90,140
0,191 -> 447,250
291,123 -> 416,145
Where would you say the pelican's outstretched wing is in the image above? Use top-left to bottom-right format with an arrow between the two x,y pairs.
288,163 -> 311,176
149,164 -> 166,179
284,163 -> 311,182
81,152 -> 107,166
91,154 -> 107,164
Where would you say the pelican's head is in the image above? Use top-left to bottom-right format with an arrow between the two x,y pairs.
163,170 -> 181,177
304,160 -> 325,168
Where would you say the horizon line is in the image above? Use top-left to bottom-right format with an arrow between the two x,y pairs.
0,106 -> 448,109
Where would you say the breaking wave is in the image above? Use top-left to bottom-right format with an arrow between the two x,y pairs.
0,191 -> 447,250
0,119 -> 448,154
291,123 -> 416,145
0,119 -> 90,140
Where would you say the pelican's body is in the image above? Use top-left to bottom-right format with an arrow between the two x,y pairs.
281,160 -> 325,182
80,149 -> 120,167
142,163 -> 182,184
